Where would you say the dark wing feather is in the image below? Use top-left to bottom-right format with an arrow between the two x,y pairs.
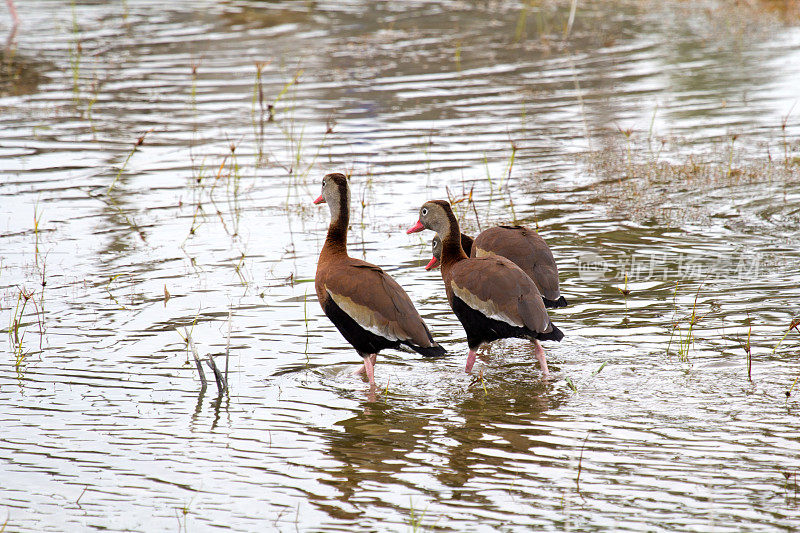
473,226 -> 561,302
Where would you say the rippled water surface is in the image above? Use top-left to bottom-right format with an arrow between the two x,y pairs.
2,1 -> 800,531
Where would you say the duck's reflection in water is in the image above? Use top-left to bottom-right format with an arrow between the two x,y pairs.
309,374 -> 568,524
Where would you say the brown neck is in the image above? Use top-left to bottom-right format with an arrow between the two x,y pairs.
440,210 -> 468,272
321,183 -> 350,256
460,233 -> 474,256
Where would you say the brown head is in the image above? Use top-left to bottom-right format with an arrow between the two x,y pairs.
314,172 -> 350,222
406,200 -> 457,236
314,173 -> 350,248
408,200 -> 466,266
425,235 -> 442,270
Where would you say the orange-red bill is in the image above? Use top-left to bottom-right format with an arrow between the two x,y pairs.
424,256 -> 439,270
406,220 -> 424,234
313,194 -> 325,204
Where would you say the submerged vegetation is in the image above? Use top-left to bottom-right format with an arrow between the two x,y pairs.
589,129 -> 800,382
588,130 -> 800,224
666,282 -> 705,364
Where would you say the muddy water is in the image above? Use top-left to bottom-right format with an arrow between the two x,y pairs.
1,1 -> 800,531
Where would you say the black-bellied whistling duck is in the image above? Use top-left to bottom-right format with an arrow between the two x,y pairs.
314,173 -> 446,386
408,200 -> 563,376
424,229 -> 567,308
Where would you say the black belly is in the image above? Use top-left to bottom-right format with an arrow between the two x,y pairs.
451,295 -> 562,349
322,297 -> 400,356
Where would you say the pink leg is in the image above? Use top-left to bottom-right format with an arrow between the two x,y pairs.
465,349 -> 478,373
352,354 -> 378,378
366,383 -> 377,402
533,340 -> 550,378
363,354 -> 376,385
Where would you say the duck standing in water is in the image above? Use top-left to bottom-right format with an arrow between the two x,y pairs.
425,228 -> 567,308
314,173 -> 446,386
408,200 -> 562,376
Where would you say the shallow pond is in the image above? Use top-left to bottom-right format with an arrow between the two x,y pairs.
1,0 -> 800,531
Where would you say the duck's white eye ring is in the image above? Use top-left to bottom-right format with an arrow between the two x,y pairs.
322,180 -> 326,187
422,207 -> 428,216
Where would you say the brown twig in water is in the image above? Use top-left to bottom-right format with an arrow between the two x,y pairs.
576,432 -> 590,494
781,103 -> 796,168
773,317 -> 800,355
76,485 -> 88,505
781,318 -> 800,397
787,373 -> 800,398
468,185 -> 482,231
224,309 -> 232,384
325,113 -> 336,134
108,130 -> 152,193
502,139 -> 518,221
189,338 -> 207,388
206,355 -> 227,394
746,330 -> 752,381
